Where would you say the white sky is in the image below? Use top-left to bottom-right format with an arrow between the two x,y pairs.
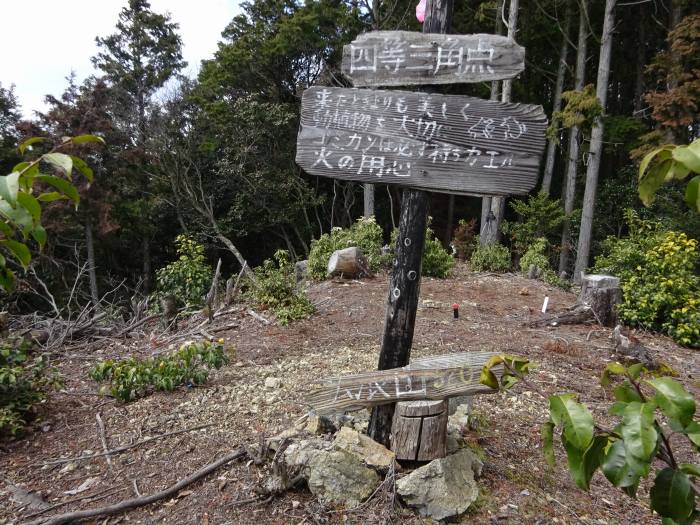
1,0 -> 241,118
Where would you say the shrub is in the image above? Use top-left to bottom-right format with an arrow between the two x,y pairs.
388,227 -> 454,278
308,217 -> 386,279
469,238 -> 511,272
452,218 -> 478,260
520,238 -> 571,290
594,210 -> 700,347
155,235 -> 212,307
247,250 -> 314,325
90,339 -> 231,402
1,338 -> 60,436
502,192 -> 566,257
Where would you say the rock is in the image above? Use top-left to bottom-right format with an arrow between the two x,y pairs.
285,438 -> 333,468
294,260 -> 308,287
264,377 -> 282,389
446,434 -> 462,454
305,415 -> 336,435
333,409 -> 370,433
448,403 -> 471,431
332,426 -> 395,470
307,449 -> 380,508
396,449 -> 483,520
448,396 -> 472,416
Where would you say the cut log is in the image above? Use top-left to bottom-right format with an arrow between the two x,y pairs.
528,304 -> 595,327
391,400 -> 447,462
579,274 -> 622,327
327,247 -> 369,278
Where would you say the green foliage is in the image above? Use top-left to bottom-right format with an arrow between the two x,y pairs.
502,192 -> 566,257
544,363 -> 700,524
594,211 -> 699,347
308,217 -> 386,279
387,226 -> 454,278
639,138 -> 700,213
90,339 -> 231,402
469,238 -> 511,272
0,135 -> 102,291
547,84 -> 603,142
1,338 -> 60,437
246,250 -> 314,325
480,354 -> 531,391
520,238 -> 570,290
154,235 -> 212,307
452,218 -> 477,260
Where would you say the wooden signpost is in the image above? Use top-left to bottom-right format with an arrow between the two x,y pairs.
342,31 -> 525,87
296,86 -> 547,196
295,0 -> 544,447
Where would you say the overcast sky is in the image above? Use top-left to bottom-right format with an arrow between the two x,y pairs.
1,0 -> 241,118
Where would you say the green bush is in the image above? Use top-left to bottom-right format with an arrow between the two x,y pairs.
594,210 -> 700,347
502,192 -> 567,257
469,238 -> 511,272
1,338 -> 60,436
452,218 -> 478,260
388,227 -> 454,278
520,238 -> 571,290
307,217 -> 385,279
155,235 -> 212,307
90,339 -> 231,402
247,250 -> 314,325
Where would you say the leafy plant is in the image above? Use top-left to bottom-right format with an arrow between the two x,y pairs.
469,238 -> 511,272
543,363 -> 700,524
501,192 -> 566,257
154,235 -> 212,307
0,337 -> 60,437
0,135 -> 103,290
547,84 -> 604,142
307,217 -> 385,279
520,238 -> 571,290
90,339 -> 231,402
246,250 -> 314,325
452,218 -> 477,260
422,233 -> 454,278
639,138 -> 700,213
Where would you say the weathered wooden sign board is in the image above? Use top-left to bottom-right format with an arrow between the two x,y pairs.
342,31 -> 525,87
296,86 -> 547,196
306,351 -> 502,415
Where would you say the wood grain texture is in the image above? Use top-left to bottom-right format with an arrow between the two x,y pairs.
307,351 -> 502,416
342,31 -> 525,87
391,412 -> 422,460
296,86 -> 547,196
396,400 -> 445,417
417,410 -> 447,460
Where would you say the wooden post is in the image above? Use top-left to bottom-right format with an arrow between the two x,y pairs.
368,0 -> 454,447
392,400 -> 448,461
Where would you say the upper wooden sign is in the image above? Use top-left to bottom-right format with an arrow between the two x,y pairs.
296,86 -> 547,196
341,31 -> 525,87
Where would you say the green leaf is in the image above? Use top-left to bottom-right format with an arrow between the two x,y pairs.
650,468 -> 695,522
601,439 -> 648,490
16,193 -> 41,224
549,394 -> 594,450
69,134 -> 105,146
542,421 -> 555,467
601,362 -> 627,386
36,192 -> 66,203
31,225 -> 47,250
609,402 -> 627,416
70,156 -> 93,183
639,158 -> 672,206
639,146 -> 671,180
621,402 -> 658,461
18,136 -> 48,155
0,262 -> 15,291
37,175 -> 79,204
684,421 -> 700,450
680,464 -> 700,478
672,145 -> 700,173
0,172 -> 20,206
43,153 -> 73,177
628,363 -> 644,380
646,377 -> 696,427
0,200 -> 33,230
614,382 -> 643,403
0,240 -> 31,268
685,176 -> 700,213
580,436 -> 609,490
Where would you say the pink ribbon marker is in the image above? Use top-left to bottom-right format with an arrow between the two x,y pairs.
416,0 -> 426,22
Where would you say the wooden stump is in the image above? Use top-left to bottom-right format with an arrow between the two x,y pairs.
391,400 -> 447,462
327,247 -> 369,277
579,274 -> 622,327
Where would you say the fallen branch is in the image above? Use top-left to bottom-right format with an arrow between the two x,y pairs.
247,309 -> 270,325
527,304 -> 595,327
20,487 -> 123,520
22,448 -> 246,525
95,413 -> 112,471
40,423 -> 214,466
116,313 -> 160,337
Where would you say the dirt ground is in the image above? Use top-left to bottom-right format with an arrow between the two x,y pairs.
2,262 -> 698,525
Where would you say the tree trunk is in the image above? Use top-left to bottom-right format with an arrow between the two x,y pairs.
443,194 -> 455,247
633,7 -> 646,115
142,237 -> 152,294
85,215 -> 99,307
363,183 -> 375,218
573,0 -> 616,282
391,400 -> 448,461
327,247 -> 369,277
558,0 -> 588,275
541,4 -> 571,195
483,0 -> 518,244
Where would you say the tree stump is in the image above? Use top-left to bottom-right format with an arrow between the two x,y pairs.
579,274 -> 622,327
391,400 -> 447,462
327,247 -> 369,277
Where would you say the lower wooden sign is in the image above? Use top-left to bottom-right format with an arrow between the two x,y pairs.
296,86 -> 547,196
306,351 -> 502,415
